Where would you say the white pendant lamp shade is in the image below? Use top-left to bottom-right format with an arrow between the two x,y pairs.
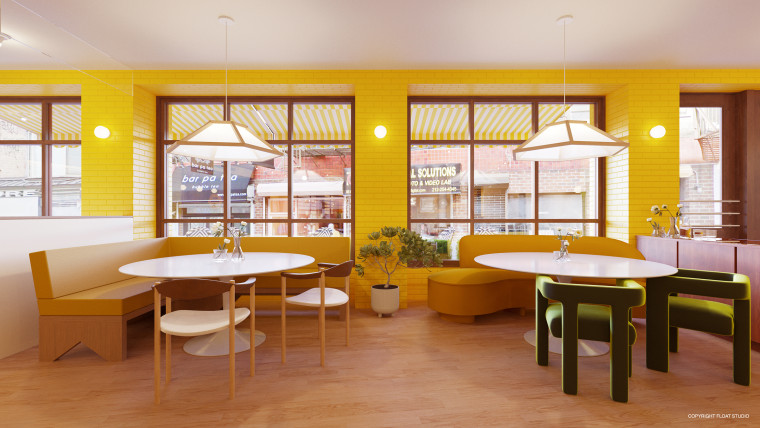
167,120 -> 283,162
513,120 -> 628,161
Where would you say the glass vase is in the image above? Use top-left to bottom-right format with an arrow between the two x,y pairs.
554,239 -> 570,263
669,216 -> 680,238
230,236 -> 245,262
212,249 -> 228,262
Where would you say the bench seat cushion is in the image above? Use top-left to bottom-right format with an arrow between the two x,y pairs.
36,277 -> 160,316
428,268 -> 534,316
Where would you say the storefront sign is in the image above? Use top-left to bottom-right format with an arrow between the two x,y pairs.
190,157 -> 214,175
410,163 -> 462,195
171,163 -> 254,202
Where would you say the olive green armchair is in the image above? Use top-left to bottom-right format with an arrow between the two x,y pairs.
536,275 -> 645,403
646,268 -> 751,386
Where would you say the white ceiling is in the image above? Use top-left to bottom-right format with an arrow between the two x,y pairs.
1,0 -> 759,71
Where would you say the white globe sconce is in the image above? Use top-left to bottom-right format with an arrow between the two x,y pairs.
94,126 -> 111,139
374,125 -> 387,139
649,125 -> 666,139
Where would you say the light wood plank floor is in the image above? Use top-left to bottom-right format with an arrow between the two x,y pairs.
1,303 -> 758,427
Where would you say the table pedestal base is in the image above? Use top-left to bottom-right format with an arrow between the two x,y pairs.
523,330 -> 609,357
183,329 -> 266,357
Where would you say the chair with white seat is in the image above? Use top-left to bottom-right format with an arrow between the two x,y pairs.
281,260 -> 353,367
153,278 -> 254,404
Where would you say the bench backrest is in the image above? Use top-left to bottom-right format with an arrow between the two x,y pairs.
29,238 -> 170,299
167,237 -> 350,269
458,235 -> 643,268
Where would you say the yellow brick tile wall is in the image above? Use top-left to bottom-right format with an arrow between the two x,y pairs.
132,86 -> 157,239
5,69 -> 760,309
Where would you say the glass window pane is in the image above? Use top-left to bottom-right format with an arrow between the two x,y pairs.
291,144 -> 351,220
538,158 -> 597,220
537,222 -> 597,237
410,145 -> 469,219
0,104 -> 41,140
165,151 -> 225,220
474,145 -> 534,219
165,221 -> 224,237
475,222 -> 534,235
52,104 -> 81,140
679,107 -> 722,237
410,222 -> 468,259
538,103 -> 593,129
410,103 -> 469,140
293,103 -> 351,140
474,103 -> 532,140
235,144 -> 288,220
168,103 -> 223,140
51,145 -> 81,215
230,103 -> 288,141
0,144 -> 42,216
293,222 -> 350,237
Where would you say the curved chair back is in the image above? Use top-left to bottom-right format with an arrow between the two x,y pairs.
536,276 -> 645,307
320,260 -> 355,277
154,278 -> 233,300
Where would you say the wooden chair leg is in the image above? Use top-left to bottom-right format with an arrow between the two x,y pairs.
229,287 -> 235,400
153,288 -> 161,404
345,276 -> 350,346
250,282 -> 256,377
281,276 -> 287,364
320,274 -> 326,367
165,297 -> 172,383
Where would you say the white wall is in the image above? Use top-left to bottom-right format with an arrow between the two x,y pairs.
0,217 -> 133,359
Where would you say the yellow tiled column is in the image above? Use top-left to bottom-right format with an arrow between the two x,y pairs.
353,74 -> 409,308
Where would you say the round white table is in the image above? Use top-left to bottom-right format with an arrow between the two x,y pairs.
474,252 -> 678,356
120,252 -> 314,357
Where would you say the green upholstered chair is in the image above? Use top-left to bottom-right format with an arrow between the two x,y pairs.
646,268 -> 751,386
535,275 -> 645,403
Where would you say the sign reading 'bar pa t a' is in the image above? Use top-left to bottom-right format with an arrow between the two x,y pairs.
410,163 -> 462,195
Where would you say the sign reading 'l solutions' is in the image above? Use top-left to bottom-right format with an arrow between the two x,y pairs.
410,163 -> 461,195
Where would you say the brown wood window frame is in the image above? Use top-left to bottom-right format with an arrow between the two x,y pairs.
156,96 -> 356,249
407,96 -> 607,239
0,97 -> 82,216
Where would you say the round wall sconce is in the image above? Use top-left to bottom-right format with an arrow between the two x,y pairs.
649,125 -> 666,139
94,126 -> 111,139
374,125 -> 387,139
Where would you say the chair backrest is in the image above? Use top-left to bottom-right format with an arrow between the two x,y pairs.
536,275 -> 645,308
154,279 -> 232,300
321,260 -> 354,277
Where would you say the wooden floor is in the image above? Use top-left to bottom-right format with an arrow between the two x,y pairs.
2,303 -> 759,427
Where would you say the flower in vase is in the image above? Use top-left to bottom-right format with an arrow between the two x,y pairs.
211,221 -> 224,237
651,205 -> 661,216
217,238 -> 230,251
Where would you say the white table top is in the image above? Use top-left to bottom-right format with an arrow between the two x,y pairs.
474,252 -> 677,279
119,252 -> 315,279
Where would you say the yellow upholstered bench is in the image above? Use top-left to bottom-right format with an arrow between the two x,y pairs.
29,236 -> 351,362
428,235 -> 645,323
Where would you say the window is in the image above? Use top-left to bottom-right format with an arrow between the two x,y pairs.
0,98 -> 81,216
158,97 -> 354,243
408,97 -> 604,258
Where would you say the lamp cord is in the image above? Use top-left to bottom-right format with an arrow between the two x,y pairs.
224,19 -> 228,120
562,18 -> 567,119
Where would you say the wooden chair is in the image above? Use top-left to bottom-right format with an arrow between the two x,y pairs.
281,261 -> 353,367
646,268 -> 751,386
153,278 -> 254,403
535,275 -> 645,403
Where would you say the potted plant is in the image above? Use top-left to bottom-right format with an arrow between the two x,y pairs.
355,226 -> 442,317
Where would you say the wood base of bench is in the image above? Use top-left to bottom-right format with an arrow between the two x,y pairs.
39,305 -> 155,362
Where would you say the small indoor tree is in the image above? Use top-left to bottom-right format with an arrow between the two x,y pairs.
355,226 -> 443,288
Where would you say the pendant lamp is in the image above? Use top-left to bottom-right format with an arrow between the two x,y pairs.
167,16 -> 282,162
513,15 -> 628,162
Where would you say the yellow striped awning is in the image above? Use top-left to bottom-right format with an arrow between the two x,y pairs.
168,103 -> 351,141
411,103 -> 569,141
292,103 -> 351,140
0,103 -> 81,140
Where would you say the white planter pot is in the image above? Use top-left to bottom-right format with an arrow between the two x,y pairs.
371,284 -> 399,317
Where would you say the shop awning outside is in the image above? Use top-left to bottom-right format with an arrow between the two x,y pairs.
0,104 -> 81,140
